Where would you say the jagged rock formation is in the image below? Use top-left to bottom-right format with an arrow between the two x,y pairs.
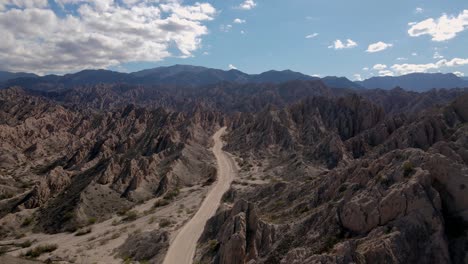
0,87 -> 222,233
197,93 -> 468,264
0,77 -> 466,264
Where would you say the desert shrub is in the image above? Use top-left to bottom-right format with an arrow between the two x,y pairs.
164,188 -> 180,201
122,211 -> 139,222
403,161 -> 414,177
21,217 -> 33,227
19,240 -> 32,248
87,217 -> 97,225
75,227 -> 92,236
207,239 -> 219,252
154,199 -> 170,208
23,244 -> 58,258
0,246 -> 8,255
159,219 -> 172,228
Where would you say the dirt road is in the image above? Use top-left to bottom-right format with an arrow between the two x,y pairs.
163,127 -> 237,264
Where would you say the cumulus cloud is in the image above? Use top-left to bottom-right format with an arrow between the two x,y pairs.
366,41 -> 393,53
453,71 -> 464,77
305,33 -> 319,39
233,18 -> 246,24
238,0 -> 256,10
0,0 -> 48,10
408,10 -> 468,41
353,74 -> 362,81
373,64 -> 387,70
415,7 -> 423,14
228,64 -> 237,70
378,70 -> 394,77
0,0 -> 216,73
391,57 -> 468,75
328,39 -> 357,49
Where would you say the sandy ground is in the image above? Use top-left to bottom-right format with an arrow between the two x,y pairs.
3,179 -> 211,263
163,127 -> 237,264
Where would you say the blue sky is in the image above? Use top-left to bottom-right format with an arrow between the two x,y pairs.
0,0 -> 467,79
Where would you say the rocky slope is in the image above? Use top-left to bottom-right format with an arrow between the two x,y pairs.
0,87 -> 223,235
0,78 -> 466,264
195,94 -> 468,264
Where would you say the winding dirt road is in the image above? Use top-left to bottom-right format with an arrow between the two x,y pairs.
163,127 -> 237,264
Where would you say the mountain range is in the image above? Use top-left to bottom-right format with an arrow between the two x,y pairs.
1,65 -> 467,92
0,65 -> 467,264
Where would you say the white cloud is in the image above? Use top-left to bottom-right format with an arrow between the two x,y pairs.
0,0 -> 216,74
391,57 -> 468,75
305,33 -> 319,39
433,52 -> 444,59
311,74 -> 321,77
379,70 -> 394,76
220,24 -> 232,32
0,0 -> 48,10
396,57 -> 408,61
373,64 -> 387,70
408,10 -> 468,41
240,30 -> 245,34
363,67 -> 369,71
366,41 -> 393,53
453,71 -> 464,77
228,64 -> 237,70
238,0 -> 256,10
353,74 -> 362,81
415,7 -> 424,14
328,39 -> 357,49
233,18 -> 246,24
412,52 -> 418,56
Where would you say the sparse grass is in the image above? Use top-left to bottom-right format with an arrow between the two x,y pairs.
148,216 -> 156,224
23,244 -> 58,258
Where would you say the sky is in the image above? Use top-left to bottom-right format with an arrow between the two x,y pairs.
0,0 -> 467,80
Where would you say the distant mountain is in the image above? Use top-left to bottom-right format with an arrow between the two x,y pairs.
2,65 -> 319,90
250,69 -> 317,83
0,71 -> 38,82
357,73 -> 468,92
321,76 -> 364,89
